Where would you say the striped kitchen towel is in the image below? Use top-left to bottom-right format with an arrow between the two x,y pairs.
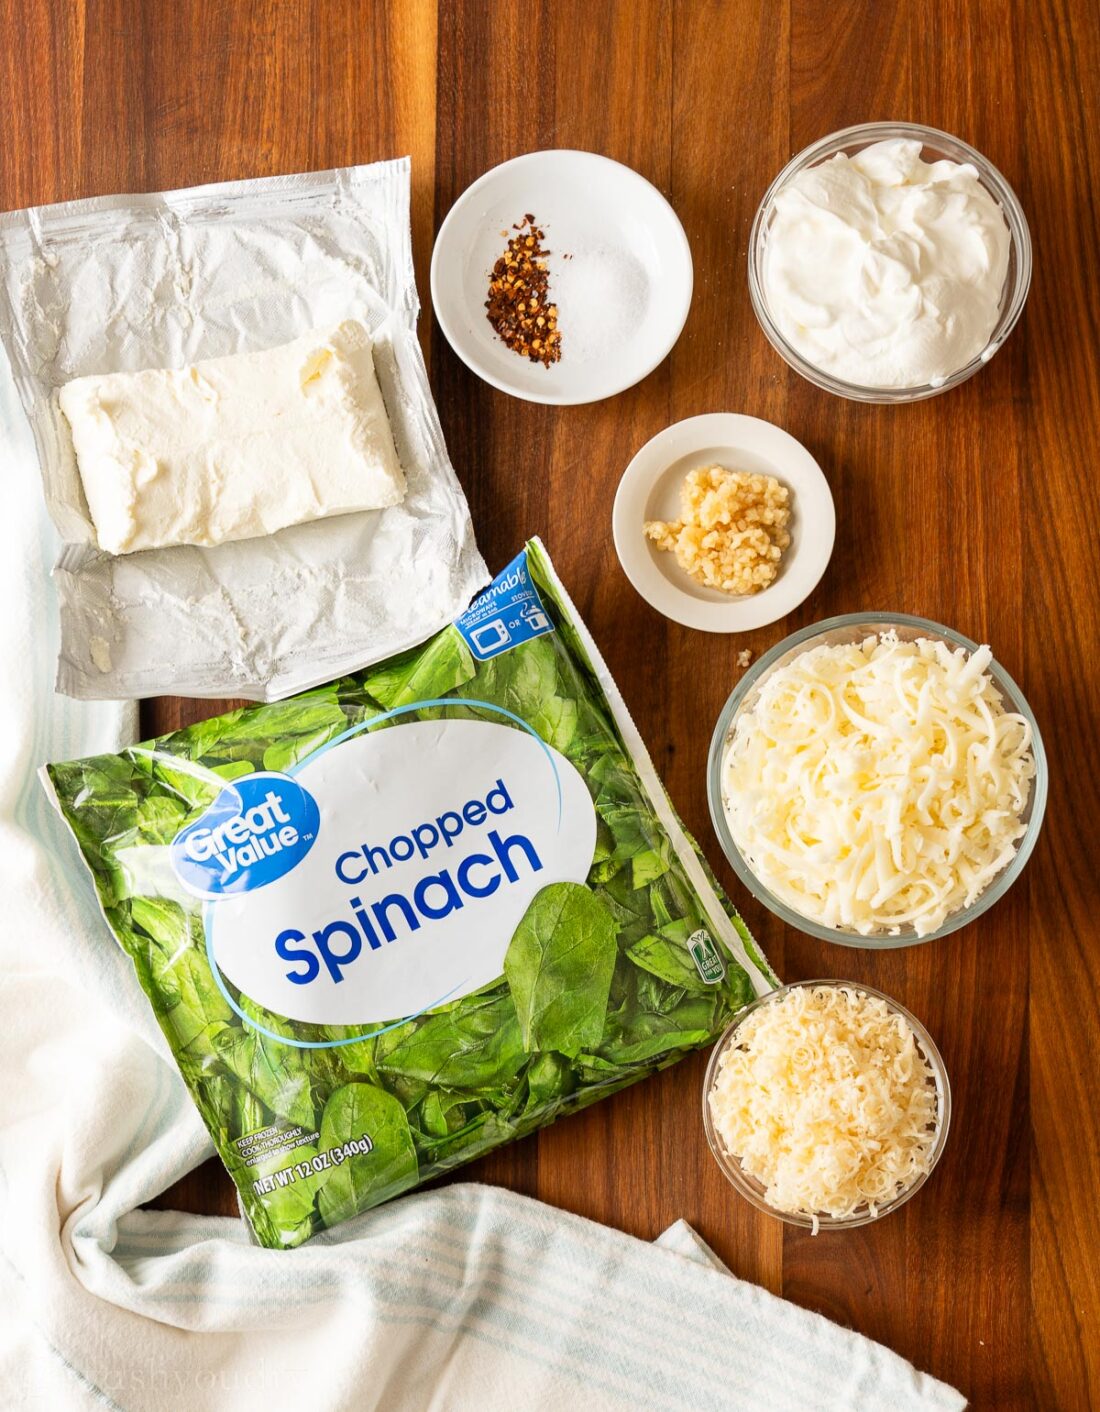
0,347 -> 964,1412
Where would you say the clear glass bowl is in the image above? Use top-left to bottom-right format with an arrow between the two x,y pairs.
703,980 -> 951,1229
707,612 -> 1047,948
748,122 -> 1032,403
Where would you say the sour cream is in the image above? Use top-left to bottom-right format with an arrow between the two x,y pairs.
761,139 -> 1011,388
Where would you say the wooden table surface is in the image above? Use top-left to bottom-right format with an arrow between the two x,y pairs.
4,2 -> 1098,1408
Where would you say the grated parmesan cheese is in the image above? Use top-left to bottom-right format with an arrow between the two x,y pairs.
708,985 -> 939,1229
721,632 -> 1035,936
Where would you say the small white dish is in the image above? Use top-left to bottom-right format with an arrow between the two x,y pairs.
612,413 -> 835,632
430,150 -> 693,406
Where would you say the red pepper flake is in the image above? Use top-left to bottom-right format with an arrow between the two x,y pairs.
485,215 -> 562,367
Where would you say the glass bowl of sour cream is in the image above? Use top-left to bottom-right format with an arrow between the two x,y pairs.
748,122 -> 1032,402
706,612 -> 1048,947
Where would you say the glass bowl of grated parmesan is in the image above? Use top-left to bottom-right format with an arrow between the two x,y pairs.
703,981 -> 951,1231
707,612 -> 1047,948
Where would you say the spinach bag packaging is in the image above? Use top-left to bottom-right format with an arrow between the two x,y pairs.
44,540 -> 775,1249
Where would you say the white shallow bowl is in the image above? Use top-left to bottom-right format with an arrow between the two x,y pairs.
612,413 -> 835,632
431,150 -> 693,405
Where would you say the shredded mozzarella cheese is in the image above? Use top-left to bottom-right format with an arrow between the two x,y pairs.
721,633 -> 1035,936
708,985 -> 939,1228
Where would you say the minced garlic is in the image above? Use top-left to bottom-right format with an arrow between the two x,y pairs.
644,465 -> 791,596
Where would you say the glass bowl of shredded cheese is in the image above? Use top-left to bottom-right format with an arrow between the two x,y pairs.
707,613 -> 1047,947
704,981 -> 951,1231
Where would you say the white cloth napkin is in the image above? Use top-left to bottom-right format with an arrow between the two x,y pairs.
0,352 -> 965,1412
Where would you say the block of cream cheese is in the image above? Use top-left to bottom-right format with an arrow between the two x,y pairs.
58,320 -> 406,555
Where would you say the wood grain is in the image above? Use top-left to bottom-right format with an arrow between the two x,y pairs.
2,1 -> 1098,1407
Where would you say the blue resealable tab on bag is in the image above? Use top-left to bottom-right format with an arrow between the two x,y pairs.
454,548 -> 555,660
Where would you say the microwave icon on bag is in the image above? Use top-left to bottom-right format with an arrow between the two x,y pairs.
470,619 -> 511,654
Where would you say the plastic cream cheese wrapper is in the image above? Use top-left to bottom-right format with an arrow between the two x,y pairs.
42,539 -> 775,1251
0,159 -> 486,702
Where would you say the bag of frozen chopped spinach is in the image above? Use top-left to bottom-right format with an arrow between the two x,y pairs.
44,539 -> 774,1248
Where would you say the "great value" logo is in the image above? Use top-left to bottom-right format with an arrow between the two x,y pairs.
171,772 -> 321,899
